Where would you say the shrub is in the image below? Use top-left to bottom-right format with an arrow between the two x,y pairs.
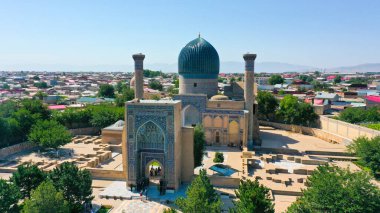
213,152 -> 224,163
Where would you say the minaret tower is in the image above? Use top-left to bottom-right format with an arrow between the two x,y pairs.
243,53 -> 260,149
132,53 -> 145,99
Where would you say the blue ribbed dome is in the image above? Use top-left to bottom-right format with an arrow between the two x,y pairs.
178,37 -> 220,79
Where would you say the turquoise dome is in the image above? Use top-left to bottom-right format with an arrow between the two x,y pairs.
178,37 -> 220,79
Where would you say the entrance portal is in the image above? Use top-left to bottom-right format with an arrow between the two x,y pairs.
146,160 -> 163,180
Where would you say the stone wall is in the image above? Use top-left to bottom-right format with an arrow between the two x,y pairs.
208,176 -> 240,188
319,116 -> 380,140
87,168 -> 125,180
69,127 -> 100,136
0,142 -> 36,159
259,120 -> 352,145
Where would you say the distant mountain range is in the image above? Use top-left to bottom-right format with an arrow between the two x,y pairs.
2,62 -> 380,73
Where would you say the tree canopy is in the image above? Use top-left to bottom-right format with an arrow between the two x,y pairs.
11,163 -> 46,198
22,181 -> 69,213
276,95 -> 318,126
49,162 -> 93,213
268,75 -> 284,85
337,107 -> 380,124
232,179 -> 274,213
28,120 -> 71,150
348,136 -> 380,176
287,165 -> 380,213
115,86 -> 134,107
149,80 -> 163,91
98,84 -> 115,98
194,124 -> 206,167
0,179 -> 21,213
175,169 -> 222,212
257,91 -> 278,120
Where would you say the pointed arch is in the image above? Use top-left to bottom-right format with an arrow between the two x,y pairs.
182,104 -> 200,126
136,121 -> 165,150
228,120 -> 240,144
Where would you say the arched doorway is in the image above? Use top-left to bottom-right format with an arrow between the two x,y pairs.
182,105 -> 200,126
146,160 -> 164,180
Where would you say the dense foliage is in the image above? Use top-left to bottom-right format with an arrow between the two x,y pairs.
348,136 -> 380,176
213,152 -> 224,163
98,84 -> 115,98
337,107 -> 380,124
257,91 -> 278,120
115,85 -> 134,107
28,120 -> 71,150
231,179 -> 274,213
0,99 -> 51,148
49,162 -> 93,213
194,124 -> 206,167
52,104 -> 124,129
0,179 -> 21,213
287,165 -> 380,213
268,75 -> 284,85
22,181 -> 69,213
362,123 -> 380,130
149,80 -> 163,91
143,69 -> 164,78
276,95 -> 318,126
11,163 -> 47,198
175,169 -> 222,212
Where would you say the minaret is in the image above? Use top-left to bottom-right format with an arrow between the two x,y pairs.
243,53 -> 260,149
132,53 -> 145,99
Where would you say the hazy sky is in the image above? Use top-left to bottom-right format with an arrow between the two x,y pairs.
0,0 -> 379,70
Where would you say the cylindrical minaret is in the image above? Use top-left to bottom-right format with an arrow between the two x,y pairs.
243,53 -> 260,148
132,53 -> 145,99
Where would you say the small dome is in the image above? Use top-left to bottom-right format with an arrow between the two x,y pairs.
210,95 -> 229,101
178,36 -> 220,79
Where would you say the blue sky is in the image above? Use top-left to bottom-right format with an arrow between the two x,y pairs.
0,0 -> 379,70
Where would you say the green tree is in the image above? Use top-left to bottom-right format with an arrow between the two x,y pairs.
230,77 -> 236,83
33,91 -> 47,100
338,107 -> 380,124
22,180 -> 69,213
194,124 -> 206,167
163,208 -> 177,213
287,165 -> 380,213
0,179 -> 21,213
174,79 -> 179,88
0,118 -> 10,148
11,109 -> 41,141
213,152 -> 224,163
115,81 -> 125,93
20,99 -> 50,120
333,75 -> 342,84
28,120 -> 71,150
33,82 -> 48,89
348,136 -> 380,176
276,95 -> 318,126
11,163 -> 46,198
231,179 -> 274,213
149,80 -> 163,91
89,105 -> 124,128
176,169 -> 222,213
49,162 -> 93,213
98,84 -> 115,98
167,86 -> 178,96
0,100 -> 18,118
268,75 -> 284,85
143,69 -> 162,78
2,83 -> 10,89
115,86 -> 134,107
257,91 -> 278,120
